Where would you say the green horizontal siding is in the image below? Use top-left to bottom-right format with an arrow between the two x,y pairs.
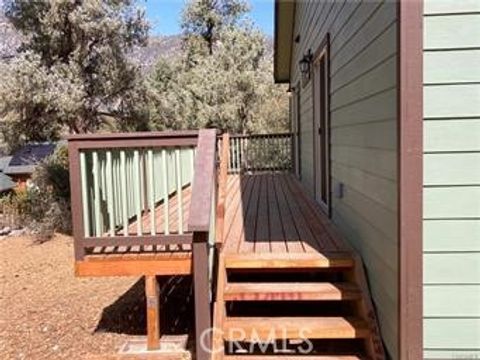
425,285 -> 480,317
424,14 -> 480,50
423,1 -> 480,356
425,0 -> 480,14
424,349 -> 480,359
424,153 -> 480,185
424,253 -> 480,284
291,1 -> 399,357
424,119 -> 480,151
424,50 -> 480,84
425,319 -> 480,349
424,85 -> 480,118
424,187 -> 480,219
424,220 -> 480,252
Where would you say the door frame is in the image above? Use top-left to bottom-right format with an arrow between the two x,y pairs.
312,34 -> 331,215
292,81 -> 302,179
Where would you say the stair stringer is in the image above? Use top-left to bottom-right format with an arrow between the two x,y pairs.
347,253 -> 386,360
212,255 -> 227,360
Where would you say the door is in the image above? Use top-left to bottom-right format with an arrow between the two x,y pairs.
313,45 -> 330,213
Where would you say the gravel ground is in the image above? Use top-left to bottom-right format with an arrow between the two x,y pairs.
0,234 -> 192,360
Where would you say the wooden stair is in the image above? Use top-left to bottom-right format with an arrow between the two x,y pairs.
223,356 -> 366,360
224,282 -> 362,301
224,252 -> 355,269
212,253 -> 386,360
223,317 -> 370,341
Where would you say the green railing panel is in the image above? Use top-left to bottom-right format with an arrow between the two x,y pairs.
79,147 -> 195,238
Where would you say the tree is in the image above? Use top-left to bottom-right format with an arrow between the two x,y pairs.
181,0 -> 249,56
149,0 -> 288,134
0,0 -> 149,150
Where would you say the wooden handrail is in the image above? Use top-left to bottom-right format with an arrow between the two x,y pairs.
67,130 -> 199,141
229,132 -> 293,139
188,129 -> 218,232
215,133 -> 230,248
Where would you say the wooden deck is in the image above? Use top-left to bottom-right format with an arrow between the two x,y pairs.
213,173 -> 385,360
222,173 -> 351,267
76,186 -> 193,277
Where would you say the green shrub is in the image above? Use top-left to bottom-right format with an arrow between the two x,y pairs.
30,145 -> 71,241
1,145 -> 71,241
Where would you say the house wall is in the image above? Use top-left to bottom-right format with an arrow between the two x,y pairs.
422,1 -> 480,358
290,1 -> 399,357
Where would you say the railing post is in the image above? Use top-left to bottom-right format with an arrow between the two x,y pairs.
68,141 -> 86,261
145,275 -> 160,350
188,129 -> 217,360
192,231 -> 211,360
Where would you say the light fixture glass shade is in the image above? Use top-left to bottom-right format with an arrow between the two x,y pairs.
299,57 -> 309,74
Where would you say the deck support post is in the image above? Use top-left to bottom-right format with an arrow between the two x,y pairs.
193,232 -> 211,360
145,275 -> 160,350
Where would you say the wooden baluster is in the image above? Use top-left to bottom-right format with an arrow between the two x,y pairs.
106,150 -> 115,236
79,152 -> 90,238
236,137 -> 241,173
175,148 -> 183,234
162,149 -> 169,235
134,150 -> 142,236
148,149 -> 156,235
234,137 -> 237,173
92,151 -> 101,237
120,151 -> 128,236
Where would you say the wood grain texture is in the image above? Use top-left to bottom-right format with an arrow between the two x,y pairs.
75,255 -> 192,277
223,357 -> 363,360
223,317 -> 370,341
222,174 -> 350,264
188,129 -> 217,232
224,282 -> 362,301
145,276 -> 160,350
216,133 -> 230,248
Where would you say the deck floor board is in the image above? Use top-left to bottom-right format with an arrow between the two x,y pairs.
86,185 -> 193,258
223,174 -> 349,259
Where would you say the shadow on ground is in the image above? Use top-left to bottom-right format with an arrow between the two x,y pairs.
94,276 -> 194,336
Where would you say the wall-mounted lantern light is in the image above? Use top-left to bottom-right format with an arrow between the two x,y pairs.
299,49 -> 313,81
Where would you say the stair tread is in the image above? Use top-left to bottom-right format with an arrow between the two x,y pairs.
224,252 -> 355,269
223,317 -> 370,340
224,356 -> 366,360
224,282 -> 362,301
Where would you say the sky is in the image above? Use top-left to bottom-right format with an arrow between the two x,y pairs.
142,0 -> 274,36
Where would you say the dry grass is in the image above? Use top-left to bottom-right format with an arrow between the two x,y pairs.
0,234 -> 193,360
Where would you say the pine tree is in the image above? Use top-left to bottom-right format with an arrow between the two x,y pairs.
0,0 -> 150,149
149,0 -> 288,134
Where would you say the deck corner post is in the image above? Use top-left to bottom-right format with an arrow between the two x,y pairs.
193,231 -> 212,360
145,275 -> 160,351
68,140 -> 86,261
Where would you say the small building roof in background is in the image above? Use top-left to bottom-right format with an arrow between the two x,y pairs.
3,143 -> 56,175
0,172 -> 15,193
0,156 -> 13,172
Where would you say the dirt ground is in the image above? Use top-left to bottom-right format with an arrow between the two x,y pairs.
0,234 -> 193,360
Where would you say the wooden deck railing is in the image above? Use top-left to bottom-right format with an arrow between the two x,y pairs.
68,130 -> 200,261
222,132 -> 294,173
68,129 -> 217,360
